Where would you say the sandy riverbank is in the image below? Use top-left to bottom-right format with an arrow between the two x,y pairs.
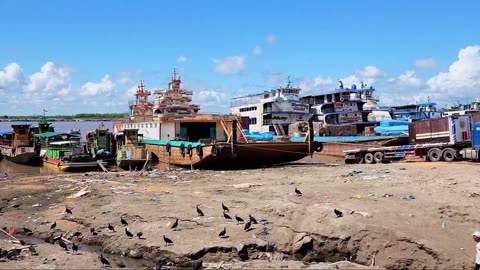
0,158 -> 479,269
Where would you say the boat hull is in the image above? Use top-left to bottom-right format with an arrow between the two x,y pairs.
146,141 -> 319,170
117,159 -> 148,170
43,157 -> 106,172
0,146 -> 37,165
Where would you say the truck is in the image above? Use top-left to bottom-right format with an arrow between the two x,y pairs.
344,115 -> 480,164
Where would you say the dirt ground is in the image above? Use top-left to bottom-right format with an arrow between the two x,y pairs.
1,157 -> 480,269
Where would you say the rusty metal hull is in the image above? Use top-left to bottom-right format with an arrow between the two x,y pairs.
146,142 -> 316,170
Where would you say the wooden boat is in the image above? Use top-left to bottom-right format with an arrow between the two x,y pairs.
0,124 -> 37,165
114,69 -> 322,170
116,129 -> 149,170
36,132 -> 106,172
86,123 -> 116,164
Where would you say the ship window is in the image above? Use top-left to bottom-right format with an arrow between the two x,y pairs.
150,124 -> 153,128
155,124 -> 158,128
250,117 -> 257,125
18,129 -> 26,135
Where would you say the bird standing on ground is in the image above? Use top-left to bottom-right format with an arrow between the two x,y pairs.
50,221 -> 57,230
99,254 -> 111,267
137,232 -> 143,239
120,216 -> 128,226
163,235 -> 173,246
222,203 -> 229,212
72,242 -> 78,254
249,214 -> 258,224
59,240 -> 68,251
334,209 -> 343,218
196,205 -> 204,216
244,221 -> 252,231
295,187 -> 302,196
223,211 -> 232,221
73,231 -> 82,238
23,227 -> 33,236
108,224 -> 115,232
65,206 -> 72,215
125,228 -> 133,238
170,219 -> 178,230
218,227 -> 226,238
235,215 -> 244,224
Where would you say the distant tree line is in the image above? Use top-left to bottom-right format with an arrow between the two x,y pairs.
3,113 -> 128,120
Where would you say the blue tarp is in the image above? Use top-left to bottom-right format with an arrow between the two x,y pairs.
0,130 -> 13,136
379,120 -> 410,127
290,135 -> 398,143
243,129 -> 275,141
374,125 -> 409,136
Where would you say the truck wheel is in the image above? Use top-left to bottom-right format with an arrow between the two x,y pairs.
364,153 -> 375,164
373,152 -> 384,163
442,148 -> 457,162
428,148 -> 442,162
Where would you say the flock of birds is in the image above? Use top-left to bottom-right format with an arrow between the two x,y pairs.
2,186 -> 345,269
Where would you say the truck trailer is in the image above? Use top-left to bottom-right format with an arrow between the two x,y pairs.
344,115 -> 480,164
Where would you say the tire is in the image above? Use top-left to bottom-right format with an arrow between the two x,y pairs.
428,148 -> 442,162
442,148 -> 457,162
364,153 -> 375,164
373,152 -> 384,163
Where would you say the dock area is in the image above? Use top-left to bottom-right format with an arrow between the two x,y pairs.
0,158 -> 477,269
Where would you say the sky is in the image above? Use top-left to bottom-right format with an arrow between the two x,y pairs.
0,0 -> 479,115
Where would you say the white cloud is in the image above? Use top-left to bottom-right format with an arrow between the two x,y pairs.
178,56 -> 188,62
24,62 -> 71,95
265,34 -> 276,45
389,70 -> 422,87
415,58 -> 438,69
421,45 -> 480,103
116,72 -> 134,85
195,90 -> 228,107
0,63 -> 24,91
212,56 -> 247,75
80,75 -> 114,97
253,46 -> 262,56
356,66 -> 385,78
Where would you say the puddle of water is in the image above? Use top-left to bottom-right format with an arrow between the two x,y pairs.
6,234 -> 155,269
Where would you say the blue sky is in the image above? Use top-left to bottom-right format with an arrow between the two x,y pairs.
1,0 -> 479,115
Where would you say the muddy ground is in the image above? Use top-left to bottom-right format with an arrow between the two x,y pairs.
0,157 -> 479,269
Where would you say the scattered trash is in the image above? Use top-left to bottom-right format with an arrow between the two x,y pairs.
152,197 -> 159,202
441,220 -> 446,229
32,203 -> 43,208
322,199 -> 333,205
400,194 -> 416,200
353,194 -> 362,199
383,193 -> 394,198
67,186 -> 91,199
468,192 -> 480,198
353,169 -> 363,174
398,167 -> 406,170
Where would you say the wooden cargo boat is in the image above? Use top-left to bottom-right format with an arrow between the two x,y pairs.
86,123 -> 116,164
116,129 -> 149,170
0,124 -> 37,165
36,132 -> 106,172
114,69 -> 322,170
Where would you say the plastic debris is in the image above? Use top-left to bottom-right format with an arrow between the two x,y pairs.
32,203 -> 43,208
400,194 -> 416,200
353,169 -> 363,174
323,199 -> 333,205
67,186 -> 91,199
441,220 -> 446,229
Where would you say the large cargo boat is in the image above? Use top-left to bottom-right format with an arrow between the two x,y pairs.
36,132 -> 106,171
0,124 -> 37,165
114,69 -> 322,169
231,78 -> 310,137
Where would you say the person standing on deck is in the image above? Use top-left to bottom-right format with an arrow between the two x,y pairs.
473,231 -> 480,270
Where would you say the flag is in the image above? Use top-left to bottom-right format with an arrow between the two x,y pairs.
43,107 -> 48,113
